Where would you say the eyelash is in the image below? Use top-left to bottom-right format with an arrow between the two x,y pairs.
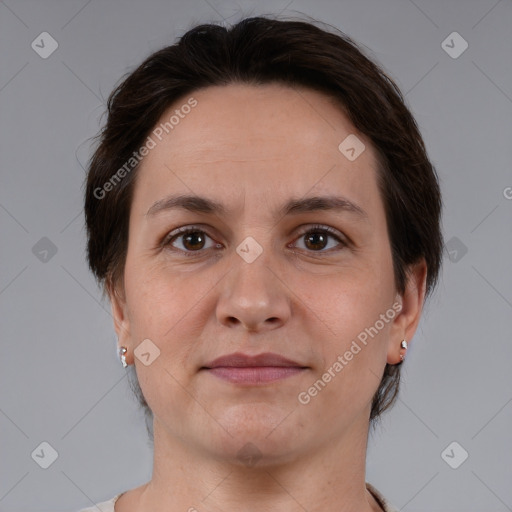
161,224 -> 348,258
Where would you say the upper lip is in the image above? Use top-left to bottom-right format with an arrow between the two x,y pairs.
202,352 -> 307,369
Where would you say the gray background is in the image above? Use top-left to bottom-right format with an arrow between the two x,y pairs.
0,0 -> 511,511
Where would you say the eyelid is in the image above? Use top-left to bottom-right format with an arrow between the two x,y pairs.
294,224 -> 346,241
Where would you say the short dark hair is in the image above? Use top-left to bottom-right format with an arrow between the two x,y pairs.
84,15 -> 443,438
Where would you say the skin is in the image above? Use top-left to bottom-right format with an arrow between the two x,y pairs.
109,83 -> 427,512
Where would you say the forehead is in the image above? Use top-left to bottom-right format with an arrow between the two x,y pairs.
149,83 -> 363,159
133,82 -> 381,217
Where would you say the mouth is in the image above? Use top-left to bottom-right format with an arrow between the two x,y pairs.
200,352 -> 309,385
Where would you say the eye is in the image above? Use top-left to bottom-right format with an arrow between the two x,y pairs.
163,226 -> 220,255
291,225 -> 347,252
162,224 -> 347,257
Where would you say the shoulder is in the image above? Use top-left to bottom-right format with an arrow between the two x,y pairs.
75,493 -> 122,512
366,482 -> 399,512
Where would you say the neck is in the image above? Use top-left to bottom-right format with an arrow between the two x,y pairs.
133,412 -> 381,512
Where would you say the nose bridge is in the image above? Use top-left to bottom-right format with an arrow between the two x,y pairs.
232,229 -> 277,301
216,229 -> 290,330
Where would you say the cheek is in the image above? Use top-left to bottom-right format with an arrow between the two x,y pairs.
319,262 -> 393,332
312,253 -> 395,385
124,260 -> 215,367
302,299 -> 395,423
327,295 -> 393,370
125,256 -> 179,325
124,264 -> 203,418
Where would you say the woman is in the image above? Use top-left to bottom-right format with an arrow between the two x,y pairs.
80,15 -> 442,512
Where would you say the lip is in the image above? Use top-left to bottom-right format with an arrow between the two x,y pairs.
201,352 -> 308,385
203,352 -> 305,368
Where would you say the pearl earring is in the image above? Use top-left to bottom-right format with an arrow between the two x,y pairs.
399,339 -> 408,361
118,346 -> 128,368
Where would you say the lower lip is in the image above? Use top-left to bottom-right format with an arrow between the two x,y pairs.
205,366 -> 306,384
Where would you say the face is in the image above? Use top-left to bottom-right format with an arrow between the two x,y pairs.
111,83 -> 425,465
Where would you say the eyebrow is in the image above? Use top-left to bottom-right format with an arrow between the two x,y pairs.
146,193 -> 368,221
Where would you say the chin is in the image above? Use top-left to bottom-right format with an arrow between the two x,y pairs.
212,436 -> 302,469
203,405 -> 306,464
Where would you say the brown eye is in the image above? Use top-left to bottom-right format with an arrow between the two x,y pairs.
293,225 -> 346,253
181,231 -> 207,251
304,231 -> 329,251
165,227 -> 218,254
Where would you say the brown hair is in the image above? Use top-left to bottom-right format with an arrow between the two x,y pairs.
84,15 -> 443,438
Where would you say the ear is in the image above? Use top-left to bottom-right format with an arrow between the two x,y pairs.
107,277 -> 134,366
387,258 -> 428,364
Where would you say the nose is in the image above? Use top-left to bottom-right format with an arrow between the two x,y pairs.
215,245 -> 291,333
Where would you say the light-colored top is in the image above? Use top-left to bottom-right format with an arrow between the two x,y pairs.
77,482 -> 398,512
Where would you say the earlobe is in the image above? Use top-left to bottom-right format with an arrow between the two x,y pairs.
386,259 -> 427,365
